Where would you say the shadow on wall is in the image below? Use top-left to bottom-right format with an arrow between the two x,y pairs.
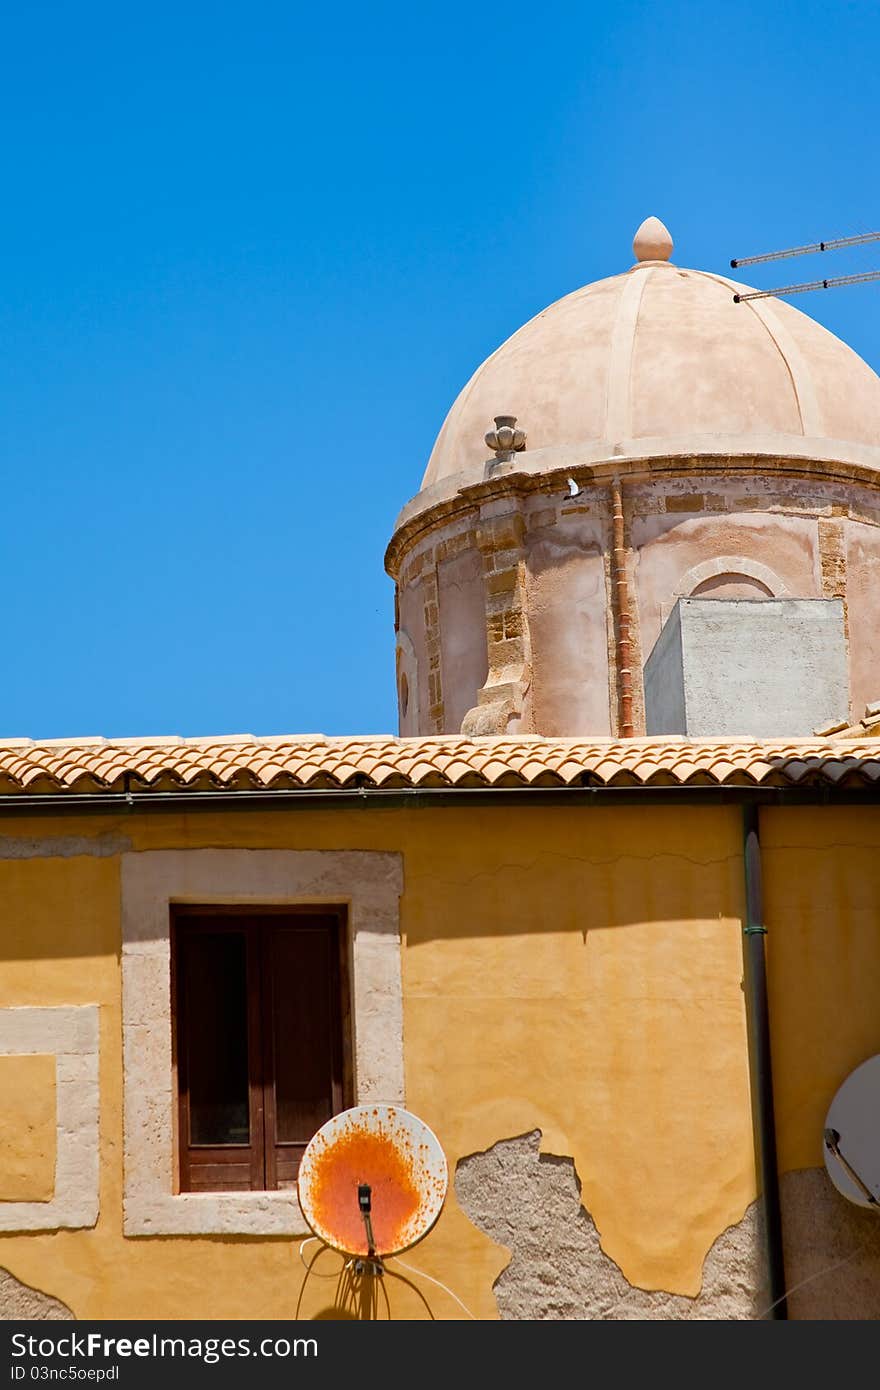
454,1131 -> 880,1320
294,1242 -> 439,1321
403,804 -> 744,946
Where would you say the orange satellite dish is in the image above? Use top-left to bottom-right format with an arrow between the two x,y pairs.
297,1104 -> 448,1259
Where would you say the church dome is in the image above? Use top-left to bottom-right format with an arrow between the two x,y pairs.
422,217 -> 880,491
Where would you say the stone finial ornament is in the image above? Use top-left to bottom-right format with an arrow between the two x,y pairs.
633,216 -> 673,263
485,415 -> 527,463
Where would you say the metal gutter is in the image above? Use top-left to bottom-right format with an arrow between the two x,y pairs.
742,803 -> 788,1319
0,782 -> 875,814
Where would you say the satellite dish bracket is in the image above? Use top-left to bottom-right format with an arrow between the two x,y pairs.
823,1128 -> 880,1207
356,1182 -> 384,1276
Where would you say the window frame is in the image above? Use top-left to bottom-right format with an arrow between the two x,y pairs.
171,905 -> 354,1194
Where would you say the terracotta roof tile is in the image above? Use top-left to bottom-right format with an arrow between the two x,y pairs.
0,735 -> 878,796
824,701 -> 880,739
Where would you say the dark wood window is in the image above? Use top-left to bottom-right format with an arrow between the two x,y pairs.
172,908 -> 351,1193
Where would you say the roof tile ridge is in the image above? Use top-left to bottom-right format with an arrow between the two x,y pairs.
182,734 -> 258,746
257,734 -> 329,746
110,735 -> 186,747
25,736 -> 110,748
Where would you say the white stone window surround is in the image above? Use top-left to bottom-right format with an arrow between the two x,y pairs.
0,1006 -> 100,1232
121,849 -> 404,1237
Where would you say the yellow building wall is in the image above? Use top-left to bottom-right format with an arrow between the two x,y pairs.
0,1056 -> 56,1201
0,801 -> 756,1318
762,806 -> 880,1172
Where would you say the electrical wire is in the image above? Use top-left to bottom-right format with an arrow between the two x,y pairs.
754,1248 -> 861,1319
297,1238 -> 476,1319
297,1236 -> 349,1277
389,1255 -> 478,1319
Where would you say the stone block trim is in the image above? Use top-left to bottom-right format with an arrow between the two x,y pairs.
818,517 -> 848,599
121,849 -> 404,1237
461,503 -> 534,735
0,1007 -> 99,1232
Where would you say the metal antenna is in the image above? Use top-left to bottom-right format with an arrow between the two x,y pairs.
730,230 -> 880,302
734,269 -> 880,303
731,231 -> 880,268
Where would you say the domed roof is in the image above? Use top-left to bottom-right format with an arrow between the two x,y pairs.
422,217 -> 880,491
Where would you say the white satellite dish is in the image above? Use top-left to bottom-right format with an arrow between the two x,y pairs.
823,1054 -> 880,1209
297,1104 -> 448,1259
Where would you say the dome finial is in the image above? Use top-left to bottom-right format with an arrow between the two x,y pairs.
633,216 -> 673,263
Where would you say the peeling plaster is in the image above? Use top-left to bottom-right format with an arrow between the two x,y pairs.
456,1131 -> 765,1319
0,1268 -> 73,1320
456,1134 -> 880,1319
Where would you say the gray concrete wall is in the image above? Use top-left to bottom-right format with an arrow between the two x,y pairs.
643,603 -> 686,735
644,598 -> 848,737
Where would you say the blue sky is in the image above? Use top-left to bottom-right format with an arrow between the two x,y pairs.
1,1 -> 878,739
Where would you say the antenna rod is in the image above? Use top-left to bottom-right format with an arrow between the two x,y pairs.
731,231 -> 880,268
733,269 -> 880,303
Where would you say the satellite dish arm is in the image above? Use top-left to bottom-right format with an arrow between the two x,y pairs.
824,1128 -> 880,1207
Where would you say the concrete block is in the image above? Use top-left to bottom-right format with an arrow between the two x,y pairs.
644,598 -> 848,737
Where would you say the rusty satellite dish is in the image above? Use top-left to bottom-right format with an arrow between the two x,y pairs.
823,1054 -> 880,1209
297,1104 -> 448,1259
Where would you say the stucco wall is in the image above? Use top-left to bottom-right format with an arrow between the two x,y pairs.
761,806 -> 880,1319
437,548 -> 488,733
845,519 -> 880,718
632,505 -> 819,661
396,571 -> 428,732
0,1056 -> 56,1202
526,516 -> 611,735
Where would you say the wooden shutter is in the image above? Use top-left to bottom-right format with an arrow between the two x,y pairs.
262,914 -> 346,1189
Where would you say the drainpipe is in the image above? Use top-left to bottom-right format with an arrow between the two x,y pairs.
742,803 -> 788,1318
610,478 -> 635,738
